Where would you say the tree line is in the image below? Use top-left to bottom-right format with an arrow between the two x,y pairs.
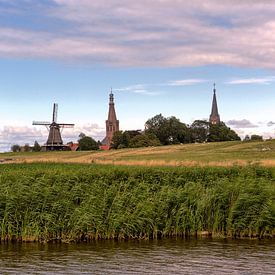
11,114 -> 265,152
111,114 -> 241,149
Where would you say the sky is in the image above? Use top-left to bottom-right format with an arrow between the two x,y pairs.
0,0 -> 275,151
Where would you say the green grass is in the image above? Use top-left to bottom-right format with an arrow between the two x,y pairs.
2,140 -> 275,167
0,163 -> 274,242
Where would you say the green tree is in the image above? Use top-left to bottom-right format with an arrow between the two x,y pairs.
208,122 -> 240,142
166,116 -> 190,144
23,143 -> 31,152
145,114 -> 189,145
250,134 -> 263,141
111,131 -> 130,149
78,134 -> 99,151
129,133 -> 161,148
190,120 -> 209,143
11,144 -> 20,152
33,141 -> 41,152
145,114 -> 168,144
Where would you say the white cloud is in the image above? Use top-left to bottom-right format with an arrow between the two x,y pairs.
168,79 -> 206,86
115,85 -> 161,96
226,76 -> 275,85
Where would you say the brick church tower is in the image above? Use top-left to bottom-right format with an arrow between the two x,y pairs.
101,89 -> 119,149
209,84 -> 220,125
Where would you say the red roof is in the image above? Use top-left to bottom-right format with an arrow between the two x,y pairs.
68,143 -> 79,151
100,145 -> 110,150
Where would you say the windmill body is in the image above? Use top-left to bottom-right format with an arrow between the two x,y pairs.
33,103 -> 74,151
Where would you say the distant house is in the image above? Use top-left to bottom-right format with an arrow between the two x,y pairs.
100,145 -> 110,150
67,142 -> 79,151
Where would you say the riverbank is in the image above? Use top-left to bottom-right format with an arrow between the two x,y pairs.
0,164 -> 274,242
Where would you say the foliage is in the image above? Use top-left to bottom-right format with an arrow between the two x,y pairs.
145,115 -> 240,145
78,134 -> 99,151
33,141 -> 41,152
129,133 -> 161,148
11,144 -> 20,152
145,114 -> 190,145
190,120 -> 209,142
23,143 -> 31,152
208,122 -> 241,142
0,164 -> 274,242
111,131 -> 131,149
251,135 -> 263,141
112,131 -> 160,149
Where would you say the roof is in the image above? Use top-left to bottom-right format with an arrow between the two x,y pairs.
68,143 -> 79,151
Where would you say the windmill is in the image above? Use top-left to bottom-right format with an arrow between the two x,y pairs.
33,103 -> 74,151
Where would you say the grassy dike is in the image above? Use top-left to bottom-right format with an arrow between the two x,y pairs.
0,163 -> 274,243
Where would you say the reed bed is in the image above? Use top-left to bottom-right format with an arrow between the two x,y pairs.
0,163 -> 274,243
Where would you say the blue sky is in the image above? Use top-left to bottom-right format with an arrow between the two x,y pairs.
0,0 -> 275,151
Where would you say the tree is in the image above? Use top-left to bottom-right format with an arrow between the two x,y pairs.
23,143 -> 31,152
33,141 -> 41,152
166,116 -> 190,144
145,114 -> 189,145
250,134 -> 263,141
111,131 -> 130,149
208,122 -> 240,142
243,135 -> 250,142
79,132 -> 86,139
190,120 -> 209,143
129,133 -> 161,148
145,114 -> 167,144
78,134 -> 99,150
11,144 -> 20,152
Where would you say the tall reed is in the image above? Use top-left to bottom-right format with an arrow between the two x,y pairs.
0,163 -> 274,242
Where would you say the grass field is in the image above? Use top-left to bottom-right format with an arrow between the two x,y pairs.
2,140 -> 275,167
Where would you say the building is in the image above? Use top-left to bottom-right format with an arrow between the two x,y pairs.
101,90 -> 119,149
209,84 -> 221,124
33,103 -> 74,151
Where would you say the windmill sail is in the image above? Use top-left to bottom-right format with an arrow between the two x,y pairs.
53,103 -> 58,123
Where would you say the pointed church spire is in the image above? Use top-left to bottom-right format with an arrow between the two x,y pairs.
209,83 -> 220,124
108,88 -> 117,121
101,89 -> 119,149
109,87 -> 114,103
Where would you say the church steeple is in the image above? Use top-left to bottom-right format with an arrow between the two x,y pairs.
101,89 -> 119,149
209,83 -> 220,124
108,88 -> 117,121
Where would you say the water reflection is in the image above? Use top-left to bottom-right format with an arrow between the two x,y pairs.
0,238 -> 274,274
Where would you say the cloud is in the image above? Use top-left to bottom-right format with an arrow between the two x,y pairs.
168,79 -> 206,86
226,76 -> 275,85
267,121 -> 275,127
0,123 -> 105,152
226,119 -> 259,128
1,1 -> 275,68
115,85 -> 161,96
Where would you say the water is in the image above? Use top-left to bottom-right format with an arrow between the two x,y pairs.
0,238 -> 274,274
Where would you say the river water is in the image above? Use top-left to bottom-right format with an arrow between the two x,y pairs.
0,238 -> 274,274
